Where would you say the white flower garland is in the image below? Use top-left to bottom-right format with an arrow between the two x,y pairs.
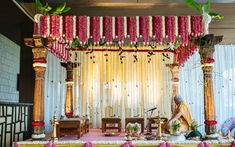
15,139 -> 234,145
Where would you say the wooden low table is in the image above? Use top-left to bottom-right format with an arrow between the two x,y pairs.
102,117 -> 121,133
56,118 -> 89,138
125,117 -> 144,133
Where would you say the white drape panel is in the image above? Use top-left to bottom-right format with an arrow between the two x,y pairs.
44,52 -> 66,132
179,45 -> 235,134
213,45 -> 235,131
73,52 -> 172,128
179,50 -> 204,132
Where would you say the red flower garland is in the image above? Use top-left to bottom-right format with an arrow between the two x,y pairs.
204,120 -> 217,125
165,16 -> 175,43
64,16 -> 74,41
103,16 -> 113,44
139,16 -> 150,44
77,16 -> 87,43
50,15 -> 60,39
178,16 -> 189,46
90,16 -> 100,44
40,15 -> 48,37
152,16 -> 163,43
33,58 -> 47,63
115,16 -> 124,44
127,16 -> 137,44
32,121 -> 45,126
201,58 -> 215,64
65,112 -> 74,118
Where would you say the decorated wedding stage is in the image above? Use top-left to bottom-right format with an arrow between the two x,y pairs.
16,0 -> 235,146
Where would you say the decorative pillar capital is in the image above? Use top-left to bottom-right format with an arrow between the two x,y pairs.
196,34 -> 223,63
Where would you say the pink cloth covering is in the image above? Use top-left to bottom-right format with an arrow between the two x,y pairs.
59,129 -> 125,142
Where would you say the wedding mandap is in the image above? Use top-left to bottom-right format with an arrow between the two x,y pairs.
12,0 -> 235,147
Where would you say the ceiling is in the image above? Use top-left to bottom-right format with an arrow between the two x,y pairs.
14,0 -> 235,43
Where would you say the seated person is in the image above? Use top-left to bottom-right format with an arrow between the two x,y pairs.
168,95 -> 192,132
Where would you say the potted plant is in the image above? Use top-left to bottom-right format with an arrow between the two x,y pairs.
186,120 -> 202,141
170,120 -> 181,135
132,123 -> 141,137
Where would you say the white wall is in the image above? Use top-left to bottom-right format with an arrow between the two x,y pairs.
0,34 -> 20,102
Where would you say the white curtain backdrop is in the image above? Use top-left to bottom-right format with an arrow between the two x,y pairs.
73,52 -> 173,128
179,45 -> 235,134
44,52 -> 66,132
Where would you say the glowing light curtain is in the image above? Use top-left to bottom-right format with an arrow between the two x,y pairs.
73,52 -> 172,128
179,45 -> 235,134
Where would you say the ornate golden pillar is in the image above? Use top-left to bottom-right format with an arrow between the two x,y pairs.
197,34 -> 223,139
166,62 -> 179,113
61,62 -> 77,118
24,35 -> 48,139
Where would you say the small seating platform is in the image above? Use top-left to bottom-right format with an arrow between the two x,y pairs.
56,118 -> 89,138
101,117 -> 122,133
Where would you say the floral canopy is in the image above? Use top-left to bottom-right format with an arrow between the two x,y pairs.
34,15 -> 203,65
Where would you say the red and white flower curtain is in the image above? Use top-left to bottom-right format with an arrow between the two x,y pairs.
34,15 -> 202,65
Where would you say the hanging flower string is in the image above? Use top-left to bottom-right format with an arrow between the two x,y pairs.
90,16 -> 100,44
152,16 -> 163,44
103,16 -> 113,44
64,16 -> 73,41
178,16 -> 189,46
139,16 -> 150,44
77,16 -> 87,44
177,41 -> 197,66
116,16 -> 125,44
165,16 -> 175,43
40,15 -> 48,37
50,15 -> 60,39
191,16 -> 202,37
127,16 -> 137,44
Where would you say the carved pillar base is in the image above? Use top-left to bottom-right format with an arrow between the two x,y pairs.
197,34 -> 223,139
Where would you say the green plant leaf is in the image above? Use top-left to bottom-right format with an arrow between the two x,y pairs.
71,38 -> 80,49
43,3 -> 52,12
185,0 -> 202,13
50,3 -> 69,15
209,12 -> 224,19
62,7 -> 71,14
203,0 -> 211,13
35,0 -> 43,9
57,3 -> 66,11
